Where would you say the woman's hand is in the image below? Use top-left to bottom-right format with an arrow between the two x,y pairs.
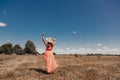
42,32 -> 45,36
42,32 -> 47,45
52,38 -> 56,46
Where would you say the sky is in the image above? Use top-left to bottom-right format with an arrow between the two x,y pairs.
0,0 -> 120,54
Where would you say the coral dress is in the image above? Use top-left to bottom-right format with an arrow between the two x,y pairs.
44,44 -> 58,73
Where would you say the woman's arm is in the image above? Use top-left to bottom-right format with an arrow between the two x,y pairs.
52,38 -> 56,46
42,32 -> 47,45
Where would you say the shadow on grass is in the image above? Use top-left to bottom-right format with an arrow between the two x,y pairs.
29,68 -> 48,74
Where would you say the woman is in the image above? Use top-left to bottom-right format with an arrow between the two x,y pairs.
42,32 -> 58,74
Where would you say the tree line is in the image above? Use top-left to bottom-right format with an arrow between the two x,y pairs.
0,40 -> 39,55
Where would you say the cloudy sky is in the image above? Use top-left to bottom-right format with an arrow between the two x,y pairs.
0,0 -> 120,54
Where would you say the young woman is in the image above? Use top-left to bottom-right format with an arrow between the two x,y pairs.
42,32 -> 58,74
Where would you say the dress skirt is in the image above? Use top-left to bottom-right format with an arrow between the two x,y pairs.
44,50 -> 58,73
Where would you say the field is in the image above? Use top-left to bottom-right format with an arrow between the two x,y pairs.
0,54 -> 120,80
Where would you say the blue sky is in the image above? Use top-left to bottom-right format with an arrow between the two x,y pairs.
0,0 -> 120,53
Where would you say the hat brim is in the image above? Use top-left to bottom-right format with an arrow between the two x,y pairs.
45,37 -> 56,44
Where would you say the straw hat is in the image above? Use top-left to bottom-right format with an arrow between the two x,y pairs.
45,37 -> 56,44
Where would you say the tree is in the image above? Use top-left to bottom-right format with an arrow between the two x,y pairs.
13,44 -> 24,55
0,43 -> 13,54
0,46 -> 3,54
24,40 -> 37,54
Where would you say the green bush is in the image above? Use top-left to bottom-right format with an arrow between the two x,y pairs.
24,40 -> 37,54
0,43 -> 13,54
13,44 -> 24,55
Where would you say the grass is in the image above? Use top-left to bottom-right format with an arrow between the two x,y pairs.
0,54 -> 120,80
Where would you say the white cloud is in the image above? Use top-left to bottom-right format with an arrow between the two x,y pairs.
7,40 -> 10,42
36,47 -> 120,55
102,46 -> 108,49
36,44 -> 120,55
0,22 -> 7,27
97,43 -> 102,46
72,31 -> 77,34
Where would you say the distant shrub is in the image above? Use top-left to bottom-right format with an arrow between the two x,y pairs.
53,52 -> 56,55
0,46 -> 3,54
74,54 -> 78,57
0,43 -> 13,54
24,40 -> 37,55
13,44 -> 24,55
0,40 -> 41,55
97,55 -> 100,58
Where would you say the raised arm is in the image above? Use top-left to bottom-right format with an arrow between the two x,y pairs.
52,38 -> 56,46
42,32 -> 47,45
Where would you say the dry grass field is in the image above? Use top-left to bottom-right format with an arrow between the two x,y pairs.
0,54 -> 120,80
